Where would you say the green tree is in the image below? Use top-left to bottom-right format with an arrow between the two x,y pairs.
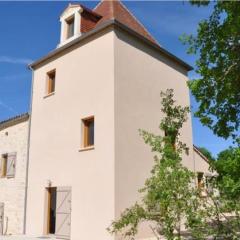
108,89 -> 207,240
182,1 -> 240,139
181,2 -> 240,237
197,147 -> 215,162
202,147 -> 240,239
214,147 -> 240,201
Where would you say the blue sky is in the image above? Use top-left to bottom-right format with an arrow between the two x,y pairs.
0,1 -> 233,156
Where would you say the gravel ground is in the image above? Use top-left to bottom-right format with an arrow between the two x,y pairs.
0,236 -> 56,240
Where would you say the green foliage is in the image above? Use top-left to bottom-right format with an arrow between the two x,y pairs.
189,0 -> 210,7
182,1 -> 240,140
108,89 -> 206,239
214,147 -> 240,200
182,2 -> 240,236
197,147 -> 215,162
202,147 -> 240,239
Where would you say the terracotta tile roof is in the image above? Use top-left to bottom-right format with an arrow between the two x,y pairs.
62,1 -> 158,44
93,0 -> 158,44
80,8 -> 102,33
29,1 -> 192,70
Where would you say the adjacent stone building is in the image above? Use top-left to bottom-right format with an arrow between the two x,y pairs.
0,114 -> 29,235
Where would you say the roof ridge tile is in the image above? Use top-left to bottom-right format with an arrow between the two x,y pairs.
93,0 -> 158,44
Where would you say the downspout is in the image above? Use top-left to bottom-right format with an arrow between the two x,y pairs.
23,65 -> 35,234
193,147 -> 197,186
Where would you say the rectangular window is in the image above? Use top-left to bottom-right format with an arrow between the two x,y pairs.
47,70 -> 56,95
197,172 -> 204,189
1,155 -> 7,178
0,153 -> 16,178
66,17 -> 74,39
82,116 -> 94,148
197,172 -> 208,197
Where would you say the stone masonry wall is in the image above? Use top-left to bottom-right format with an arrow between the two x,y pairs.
0,120 -> 29,235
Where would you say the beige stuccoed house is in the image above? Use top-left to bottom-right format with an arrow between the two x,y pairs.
0,113 -> 29,236
21,1 -> 211,240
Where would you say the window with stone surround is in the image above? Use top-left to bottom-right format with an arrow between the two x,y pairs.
66,16 -> 75,39
0,153 -> 16,178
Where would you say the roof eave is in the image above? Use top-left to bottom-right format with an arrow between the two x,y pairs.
28,20 -> 115,70
193,145 -> 210,163
29,19 -> 193,71
0,113 -> 29,131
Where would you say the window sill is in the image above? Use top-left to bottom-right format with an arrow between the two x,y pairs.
78,146 -> 95,152
44,92 -> 55,99
0,176 -> 14,179
42,234 -> 57,239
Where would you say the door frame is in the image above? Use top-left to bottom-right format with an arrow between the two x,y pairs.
44,187 -> 56,235
0,202 -> 4,235
43,186 -> 71,239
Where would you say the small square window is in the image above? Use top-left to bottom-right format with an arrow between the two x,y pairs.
47,70 -> 56,95
66,17 -> 75,39
82,117 -> 94,148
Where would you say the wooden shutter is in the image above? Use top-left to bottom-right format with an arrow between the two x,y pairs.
0,203 -> 4,235
55,187 -> 71,239
6,152 -> 16,178
0,158 -> 2,178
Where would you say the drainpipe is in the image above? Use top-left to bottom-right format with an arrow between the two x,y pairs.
23,65 -> 35,234
193,146 -> 197,186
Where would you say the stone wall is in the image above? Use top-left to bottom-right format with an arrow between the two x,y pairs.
0,119 -> 29,235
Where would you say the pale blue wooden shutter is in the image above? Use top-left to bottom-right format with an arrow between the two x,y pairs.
55,187 -> 71,239
6,152 -> 17,178
0,157 -> 2,177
